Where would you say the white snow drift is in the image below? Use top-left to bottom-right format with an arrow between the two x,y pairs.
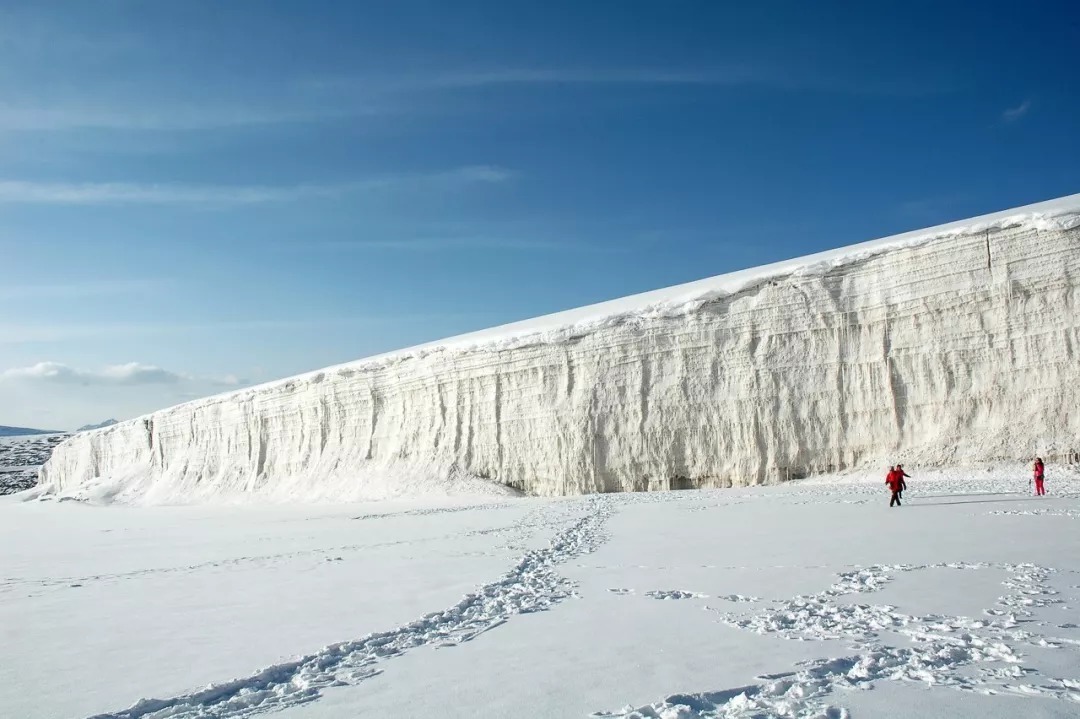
39,194 -> 1080,503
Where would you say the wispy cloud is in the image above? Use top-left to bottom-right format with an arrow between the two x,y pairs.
0,361 -> 245,387
0,63 -> 948,135
310,236 -> 577,252
0,10 -> 137,60
0,101 -> 375,132
1002,99 -> 1032,123
0,166 -> 512,206
307,65 -> 952,98
0,179 -> 336,205
422,67 -> 760,89
0,278 -> 167,300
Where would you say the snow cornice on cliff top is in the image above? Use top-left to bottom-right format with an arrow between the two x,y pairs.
117,192 -> 1080,422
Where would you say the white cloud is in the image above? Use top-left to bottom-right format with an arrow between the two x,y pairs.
424,68 -> 758,88
311,236 -> 572,252
307,65 -> 952,98
0,361 -> 244,387
0,166 -> 512,206
0,62 -> 948,137
356,165 -> 515,192
440,165 -> 515,183
1002,99 -> 1032,123
0,103 -> 320,132
0,9 -> 136,60
0,180 -> 332,205
0,69 -> 743,135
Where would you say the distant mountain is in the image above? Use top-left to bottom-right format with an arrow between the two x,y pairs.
0,425 -> 61,437
77,419 -> 119,432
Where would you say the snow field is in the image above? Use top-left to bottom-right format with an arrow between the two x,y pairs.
4,467 -> 1080,718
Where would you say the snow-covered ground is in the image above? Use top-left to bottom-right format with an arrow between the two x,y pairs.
5,466 -> 1080,718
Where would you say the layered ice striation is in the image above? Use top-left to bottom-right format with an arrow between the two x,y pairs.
40,195 -> 1080,502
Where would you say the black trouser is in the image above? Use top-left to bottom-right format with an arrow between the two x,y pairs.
890,491 -> 901,506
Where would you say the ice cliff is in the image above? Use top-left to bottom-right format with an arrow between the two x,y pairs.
39,195 -> 1080,503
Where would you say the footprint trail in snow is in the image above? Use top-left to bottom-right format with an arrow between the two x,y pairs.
86,496 -> 613,719
595,561 -> 1080,718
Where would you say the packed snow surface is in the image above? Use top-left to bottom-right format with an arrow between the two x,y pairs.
4,468 -> 1080,718
39,194 -> 1080,502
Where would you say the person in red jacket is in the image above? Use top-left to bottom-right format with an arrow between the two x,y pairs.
895,464 -> 911,499
886,466 -> 906,507
1034,457 -> 1046,496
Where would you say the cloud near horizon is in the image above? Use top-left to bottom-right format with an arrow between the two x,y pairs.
1,361 -> 244,387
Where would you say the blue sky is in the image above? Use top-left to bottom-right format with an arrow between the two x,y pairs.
2,0 -> 1078,429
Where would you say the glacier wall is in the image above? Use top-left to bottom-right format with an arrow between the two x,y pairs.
40,202 -> 1080,502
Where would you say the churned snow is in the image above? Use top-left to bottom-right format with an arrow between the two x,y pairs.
4,465 -> 1080,718
38,193 -> 1080,502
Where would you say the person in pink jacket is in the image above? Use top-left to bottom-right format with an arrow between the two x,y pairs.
1033,458 -> 1046,496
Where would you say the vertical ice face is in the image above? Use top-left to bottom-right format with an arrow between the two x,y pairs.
40,199 -> 1080,503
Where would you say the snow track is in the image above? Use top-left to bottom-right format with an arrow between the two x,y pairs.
0,517 -> 552,600
597,561 -> 1080,717
645,590 -> 708,601
86,496 -> 613,719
